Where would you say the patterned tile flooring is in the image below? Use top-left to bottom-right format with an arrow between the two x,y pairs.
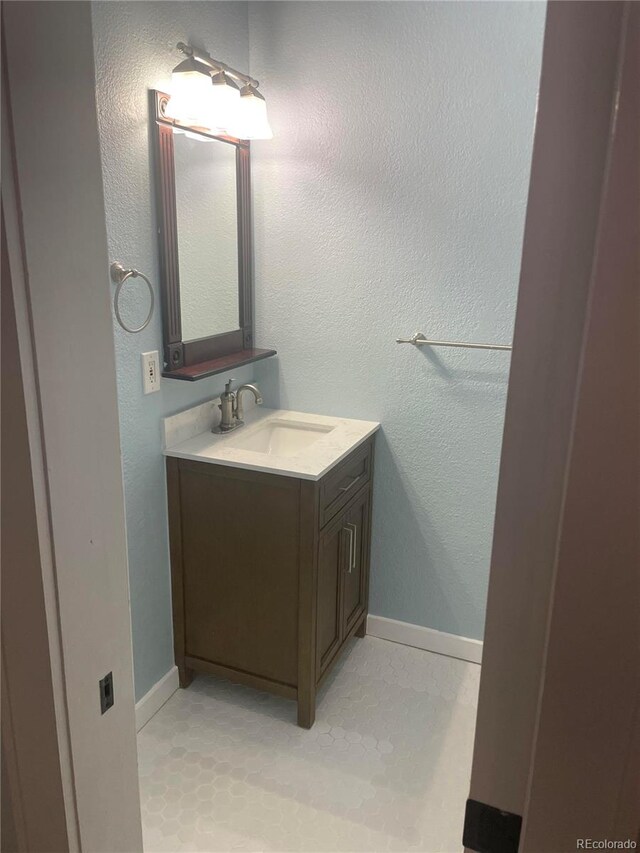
138,637 -> 480,853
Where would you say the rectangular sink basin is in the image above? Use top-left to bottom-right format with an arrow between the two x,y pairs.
226,419 -> 334,457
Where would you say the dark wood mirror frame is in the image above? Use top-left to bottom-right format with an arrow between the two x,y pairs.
151,90 -> 276,381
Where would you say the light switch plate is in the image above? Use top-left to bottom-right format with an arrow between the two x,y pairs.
141,351 -> 160,394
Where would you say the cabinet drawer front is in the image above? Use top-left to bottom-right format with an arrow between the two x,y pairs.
319,440 -> 372,528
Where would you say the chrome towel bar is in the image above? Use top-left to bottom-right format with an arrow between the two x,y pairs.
396,332 -> 512,352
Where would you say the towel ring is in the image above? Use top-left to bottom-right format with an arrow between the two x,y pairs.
110,262 -> 155,334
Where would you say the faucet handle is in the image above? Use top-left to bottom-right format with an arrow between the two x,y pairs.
224,378 -> 235,395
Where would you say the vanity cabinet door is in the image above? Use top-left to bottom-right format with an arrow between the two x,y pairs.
316,512 -> 346,678
341,489 -> 371,638
176,461 -> 300,688
316,485 -> 372,682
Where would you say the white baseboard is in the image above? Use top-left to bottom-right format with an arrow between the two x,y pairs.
135,666 -> 179,732
134,623 -> 479,732
366,614 -> 483,665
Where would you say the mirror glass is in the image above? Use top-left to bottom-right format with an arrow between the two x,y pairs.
173,133 -> 239,341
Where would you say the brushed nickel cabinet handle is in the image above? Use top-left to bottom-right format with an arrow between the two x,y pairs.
343,526 -> 353,573
351,523 -> 357,572
338,474 -> 360,494
344,523 -> 357,573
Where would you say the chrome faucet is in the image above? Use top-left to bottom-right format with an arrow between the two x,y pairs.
213,379 -> 263,433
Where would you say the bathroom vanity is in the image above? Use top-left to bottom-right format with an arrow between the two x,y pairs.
152,75 -> 381,727
164,401 -> 379,727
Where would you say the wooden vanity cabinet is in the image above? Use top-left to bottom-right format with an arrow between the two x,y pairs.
166,435 -> 375,727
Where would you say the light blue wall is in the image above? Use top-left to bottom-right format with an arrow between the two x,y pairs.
92,1 -> 256,701
93,0 -> 544,699
249,2 -> 545,640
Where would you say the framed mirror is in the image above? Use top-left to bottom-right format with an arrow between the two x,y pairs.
151,90 -> 276,380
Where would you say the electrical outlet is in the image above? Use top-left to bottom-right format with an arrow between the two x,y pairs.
141,350 -> 160,394
99,671 -> 114,714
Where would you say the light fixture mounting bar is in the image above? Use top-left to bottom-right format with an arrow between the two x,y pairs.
176,42 -> 259,89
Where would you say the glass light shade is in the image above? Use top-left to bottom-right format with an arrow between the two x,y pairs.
164,58 -> 212,127
232,85 -> 273,140
207,71 -> 241,133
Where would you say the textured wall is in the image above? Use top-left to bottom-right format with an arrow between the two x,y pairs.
92,0 -> 544,700
250,1 -> 545,640
92,1 -> 255,700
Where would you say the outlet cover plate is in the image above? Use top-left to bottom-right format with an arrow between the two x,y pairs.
142,350 -> 160,394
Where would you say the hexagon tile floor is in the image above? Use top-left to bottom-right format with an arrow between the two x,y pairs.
137,637 -> 480,853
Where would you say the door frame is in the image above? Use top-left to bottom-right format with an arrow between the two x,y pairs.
1,155 -> 76,853
1,45 -> 79,852
2,3 -> 143,850
466,3 -> 639,851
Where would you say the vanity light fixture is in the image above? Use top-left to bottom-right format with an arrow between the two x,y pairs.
209,71 -> 241,133
167,42 -> 273,140
164,56 -> 213,127
235,85 -> 273,140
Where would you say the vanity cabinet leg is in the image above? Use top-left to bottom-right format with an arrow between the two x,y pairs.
297,690 -> 316,729
355,615 -> 367,638
178,663 -> 193,688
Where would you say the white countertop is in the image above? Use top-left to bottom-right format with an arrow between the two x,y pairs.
163,404 -> 379,480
